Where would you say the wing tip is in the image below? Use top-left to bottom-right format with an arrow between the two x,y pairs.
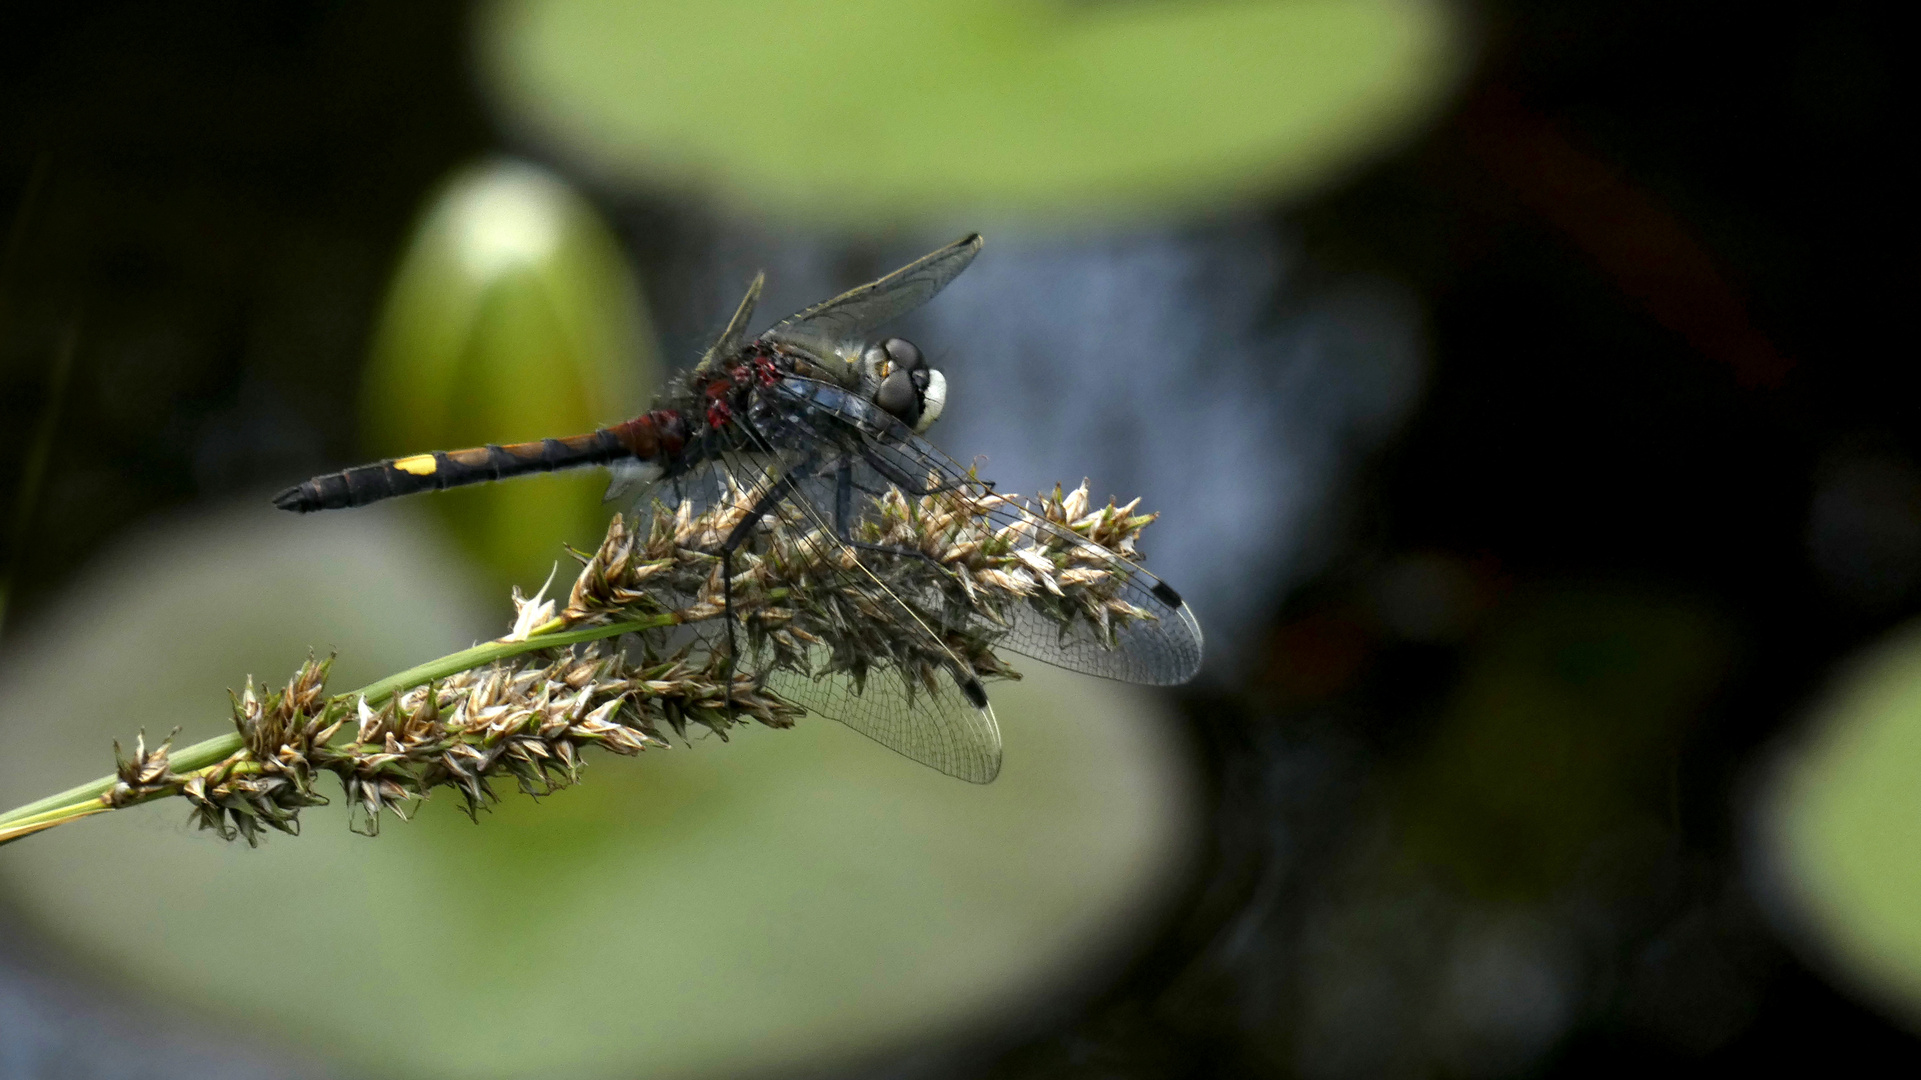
1177,603 -> 1206,682
959,675 -> 989,709
960,680 -> 1001,783
967,758 -> 1003,784
1148,579 -> 1207,683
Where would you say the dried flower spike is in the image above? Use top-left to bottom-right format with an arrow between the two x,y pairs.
0,472 -> 1190,847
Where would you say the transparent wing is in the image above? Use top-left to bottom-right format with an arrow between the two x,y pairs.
761,234 -> 983,358
719,446 -> 1004,783
637,451 -> 1003,784
602,459 -> 664,505
770,378 -> 1205,686
693,270 -> 765,375
762,651 -> 1003,785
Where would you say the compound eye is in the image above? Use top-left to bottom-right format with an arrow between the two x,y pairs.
875,369 -> 920,425
883,337 -> 923,371
913,369 -> 946,433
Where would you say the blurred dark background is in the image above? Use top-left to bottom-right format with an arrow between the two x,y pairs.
1,0 -> 1914,1076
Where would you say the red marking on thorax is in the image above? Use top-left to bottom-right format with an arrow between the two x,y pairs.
702,375 -> 735,429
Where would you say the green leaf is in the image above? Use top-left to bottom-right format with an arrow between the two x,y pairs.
479,0 -> 1467,223
1770,623 -> 1921,1023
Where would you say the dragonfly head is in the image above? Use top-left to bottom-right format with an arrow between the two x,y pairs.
863,337 -> 946,434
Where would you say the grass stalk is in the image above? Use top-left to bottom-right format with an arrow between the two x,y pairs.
0,613 -> 674,844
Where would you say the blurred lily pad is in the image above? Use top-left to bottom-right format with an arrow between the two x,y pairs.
479,0 -> 1466,223
361,158 -> 656,591
1767,621 -> 1921,1027
0,502 -> 1198,1079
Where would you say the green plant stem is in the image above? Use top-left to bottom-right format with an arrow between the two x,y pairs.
0,614 -> 674,844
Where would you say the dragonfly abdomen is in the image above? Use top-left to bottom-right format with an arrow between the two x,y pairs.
273,410 -> 689,513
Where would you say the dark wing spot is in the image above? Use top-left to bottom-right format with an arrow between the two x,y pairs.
959,675 -> 989,709
1151,580 -> 1184,607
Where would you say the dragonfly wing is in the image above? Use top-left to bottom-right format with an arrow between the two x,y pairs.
693,271 -> 765,375
730,449 -> 1003,782
644,450 -> 1004,783
602,459 -> 665,505
978,530 -> 1203,685
761,234 -> 983,357
769,377 -> 1205,685
855,455 -> 1205,684
762,652 -> 1002,784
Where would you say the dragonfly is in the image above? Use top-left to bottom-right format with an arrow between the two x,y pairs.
275,234 -> 1203,782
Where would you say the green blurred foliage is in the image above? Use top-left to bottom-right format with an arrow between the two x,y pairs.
1774,623 -> 1921,1024
361,159 -> 656,592
1397,589 -> 1732,899
479,0 -> 1465,223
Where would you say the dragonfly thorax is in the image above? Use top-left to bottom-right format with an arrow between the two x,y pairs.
859,336 -> 947,434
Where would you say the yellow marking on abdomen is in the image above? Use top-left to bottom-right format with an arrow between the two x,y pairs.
393,454 -> 438,476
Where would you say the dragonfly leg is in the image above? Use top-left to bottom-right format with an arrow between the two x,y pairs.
715,451 -> 817,714
834,460 -> 946,571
